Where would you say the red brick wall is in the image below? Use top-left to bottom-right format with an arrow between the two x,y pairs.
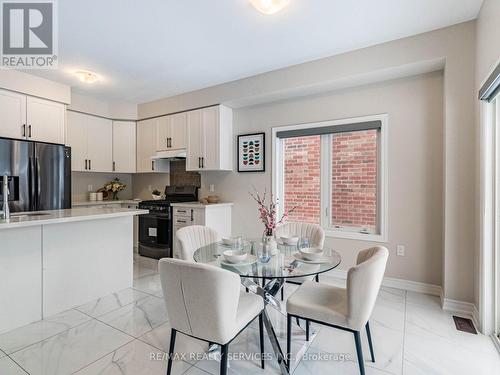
283,136 -> 321,224
331,130 -> 377,230
283,130 -> 377,230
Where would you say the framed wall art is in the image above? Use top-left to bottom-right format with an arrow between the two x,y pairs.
237,132 -> 265,172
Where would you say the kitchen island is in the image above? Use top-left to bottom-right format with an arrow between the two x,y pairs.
0,207 -> 147,334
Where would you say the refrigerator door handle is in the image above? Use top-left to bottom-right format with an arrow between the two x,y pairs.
35,157 -> 41,210
28,157 -> 36,211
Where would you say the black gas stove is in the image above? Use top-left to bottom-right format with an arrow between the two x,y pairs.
138,186 -> 198,259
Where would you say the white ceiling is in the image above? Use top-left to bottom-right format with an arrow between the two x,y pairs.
28,0 -> 483,104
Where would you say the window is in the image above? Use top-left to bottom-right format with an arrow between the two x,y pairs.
273,115 -> 387,241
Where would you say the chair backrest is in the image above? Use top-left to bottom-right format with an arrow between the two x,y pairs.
176,225 -> 220,261
346,246 -> 388,330
275,222 -> 325,249
159,258 -> 241,344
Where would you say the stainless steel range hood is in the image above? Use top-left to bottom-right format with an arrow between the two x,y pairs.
151,149 -> 187,160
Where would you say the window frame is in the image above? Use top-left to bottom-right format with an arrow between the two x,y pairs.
272,114 -> 388,242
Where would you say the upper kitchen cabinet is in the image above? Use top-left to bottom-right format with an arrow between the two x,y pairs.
136,119 -> 169,173
156,112 -> 187,152
113,121 -> 136,173
0,89 -> 26,140
26,97 -> 66,145
186,105 -> 233,171
0,88 -> 65,144
66,111 -> 113,172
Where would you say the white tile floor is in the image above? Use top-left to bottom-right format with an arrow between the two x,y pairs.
0,255 -> 498,375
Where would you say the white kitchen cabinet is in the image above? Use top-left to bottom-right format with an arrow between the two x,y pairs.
136,119 -> 169,173
0,88 -> 65,144
0,89 -> 26,140
113,121 -> 136,173
156,112 -> 187,152
26,96 -> 66,144
66,111 -> 112,172
171,203 -> 233,259
186,105 -> 233,171
66,111 -> 87,171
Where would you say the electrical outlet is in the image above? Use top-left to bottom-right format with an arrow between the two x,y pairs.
209,184 -> 215,192
87,185 -> 93,192
396,245 -> 405,257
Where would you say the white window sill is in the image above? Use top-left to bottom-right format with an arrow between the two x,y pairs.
324,229 -> 387,243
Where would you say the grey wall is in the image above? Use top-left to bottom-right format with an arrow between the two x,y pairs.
201,72 -> 444,286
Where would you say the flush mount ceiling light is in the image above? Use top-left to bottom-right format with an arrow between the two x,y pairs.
74,70 -> 99,84
250,0 -> 290,15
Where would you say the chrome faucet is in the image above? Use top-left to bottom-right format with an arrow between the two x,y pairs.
2,175 -> 10,220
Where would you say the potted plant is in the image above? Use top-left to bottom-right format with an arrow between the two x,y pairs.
102,178 -> 126,200
249,187 -> 297,255
152,189 -> 164,200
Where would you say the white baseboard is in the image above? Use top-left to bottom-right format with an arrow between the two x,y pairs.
325,269 -> 442,296
441,298 -> 476,316
472,304 -> 481,331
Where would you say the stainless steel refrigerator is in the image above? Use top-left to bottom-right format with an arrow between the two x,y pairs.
0,137 -> 71,213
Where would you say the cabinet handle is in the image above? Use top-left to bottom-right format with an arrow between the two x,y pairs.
152,160 -> 155,171
198,157 -> 201,168
22,124 -> 26,137
201,157 -> 204,169
89,159 -> 91,170
177,219 -> 186,223
177,210 -> 187,213
85,159 -> 88,170
28,125 -> 32,138
190,209 -> 194,222
113,161 -> 116,171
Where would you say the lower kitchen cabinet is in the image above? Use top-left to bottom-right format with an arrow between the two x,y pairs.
171,203 -> 233,259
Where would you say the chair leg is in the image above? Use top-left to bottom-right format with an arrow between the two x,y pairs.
315,274 -> 319,282
353,331 -> 365,375
220,344 -> 229,375
286,314 -> 292,371
306,320 -> 310,341
281,284 -> 284,301
258,313 -> 265,369
366,321 -> 375,362
167,329 -> 177,375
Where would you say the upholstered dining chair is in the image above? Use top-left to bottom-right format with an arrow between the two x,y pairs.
176,225 -> 220,261
159,258 -> 266,375
275,222 -> 325,300
286,246 -> 389,375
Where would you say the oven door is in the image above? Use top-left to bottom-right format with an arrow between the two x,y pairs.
139,213 -> 171,248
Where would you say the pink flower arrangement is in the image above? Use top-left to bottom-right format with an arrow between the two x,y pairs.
249,188 -> 297,235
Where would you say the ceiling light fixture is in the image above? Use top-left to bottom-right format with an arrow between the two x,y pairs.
250,0 -> 289,15
75,70 -> 99,84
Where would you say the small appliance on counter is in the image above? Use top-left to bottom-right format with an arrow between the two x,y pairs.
0,137 -> 71,213
138,185 -> 198,259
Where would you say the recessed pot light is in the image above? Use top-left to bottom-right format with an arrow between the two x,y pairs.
250,0 -> 289,15
74,70 -> 99,84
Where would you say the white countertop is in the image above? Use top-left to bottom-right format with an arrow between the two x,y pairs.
170,202 -> 234,208
72,199 -> 142,207
0,207 -> 148,229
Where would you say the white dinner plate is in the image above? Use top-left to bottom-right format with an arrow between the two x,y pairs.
220,254 -> 258,267
292,252 -> 332,264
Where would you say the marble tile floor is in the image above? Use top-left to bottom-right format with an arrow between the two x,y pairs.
0,255 -> 498,375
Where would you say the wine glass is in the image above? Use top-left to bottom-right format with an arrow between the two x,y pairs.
297,237 -> 310,251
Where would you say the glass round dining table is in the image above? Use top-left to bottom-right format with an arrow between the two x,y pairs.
193,239 -> 342,375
